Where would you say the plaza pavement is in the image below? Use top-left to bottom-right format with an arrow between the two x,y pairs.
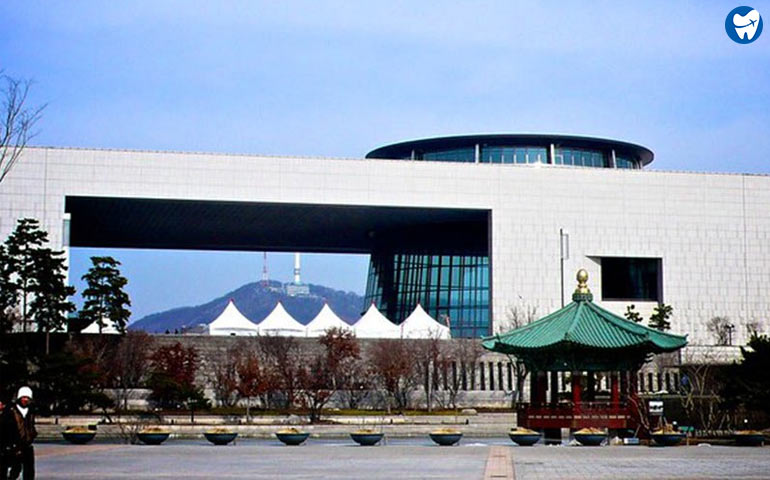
35,438 -> 770,479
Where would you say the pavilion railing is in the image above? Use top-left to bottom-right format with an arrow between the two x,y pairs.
516,401 -> 636,430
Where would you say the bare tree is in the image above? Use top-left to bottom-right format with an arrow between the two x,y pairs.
707,316 -> 732,346
208,342 -> 244,408
500,304 -> 538,403
0,73 -> 46,184
413,333 -> 444,412
745,321 -> 761,339
368,339 -> 418,413
236,346 -> 270,420
110,331 -> 154,412
680,348 -> 729,436
337,357 -> 373,409
298,328 -> 360,422
435,339 -> 484,409
257,335 -> 303,409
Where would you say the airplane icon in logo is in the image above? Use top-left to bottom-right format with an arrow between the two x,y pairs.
733,9 -> 761,41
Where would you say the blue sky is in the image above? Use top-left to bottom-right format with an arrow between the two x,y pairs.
2,1 -> 769,320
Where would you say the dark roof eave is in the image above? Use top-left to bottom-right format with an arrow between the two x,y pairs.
482,338 -> 687,356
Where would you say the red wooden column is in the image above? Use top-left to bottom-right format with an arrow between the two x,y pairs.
610,372 -> 620,408
571,371 -> 582,412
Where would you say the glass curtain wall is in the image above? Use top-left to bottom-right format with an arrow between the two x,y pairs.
420,148 -> 476,162
364,253 -> 490,337
480,146 -> 547,164
553,147 -> 606,167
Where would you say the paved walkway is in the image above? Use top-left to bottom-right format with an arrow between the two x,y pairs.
34,439 -> 770,479
511,445 -> 770,479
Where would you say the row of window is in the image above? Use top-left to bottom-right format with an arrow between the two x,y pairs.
421,148 -> 475,163
480,146 -> 548,164
553,148 -> 605,168
406,145 -> 639,169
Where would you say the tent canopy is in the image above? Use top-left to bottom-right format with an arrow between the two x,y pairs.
400,304 -> 451,339
82,318 -> 121,334
208,300 -> 259,336
352,303 -> 400,339
305,303 -> 351,337
258,301 -> 306,337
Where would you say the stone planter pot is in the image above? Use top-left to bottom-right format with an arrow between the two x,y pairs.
62,431 -> 96,445
350,432 -> 384,446
651,433 -> 685,446
276,431 -> 310,446
429,432 -> 463,446
573,432 -> 606,446
204,432 -> 238,446
508,431 -> 541,446
137,432 -> 171,445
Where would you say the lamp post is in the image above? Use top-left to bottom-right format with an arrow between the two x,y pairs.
560,229 -> 570,307
726,324 -> 735,346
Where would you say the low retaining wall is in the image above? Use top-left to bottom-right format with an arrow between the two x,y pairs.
38,412 -> 518,441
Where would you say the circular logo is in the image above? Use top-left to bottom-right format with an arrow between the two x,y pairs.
726,6 -> 763,43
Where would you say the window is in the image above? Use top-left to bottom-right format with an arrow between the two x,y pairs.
480,146 -> 547,164
616,156 -> 635,169
421,148 -> 475,162
601,257 -> 662,301
554,147 -> 607,168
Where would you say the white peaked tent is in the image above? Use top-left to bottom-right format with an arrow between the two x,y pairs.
258,301 -> 306,337
208,300 -> 260,336
352,303 -> 401,339
400,304 -> 451,339
305,303 -> 351,337
82,318 -> 120,334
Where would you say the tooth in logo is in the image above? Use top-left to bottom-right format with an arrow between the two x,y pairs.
726,6 -> 763,44
734,9 -> 761,40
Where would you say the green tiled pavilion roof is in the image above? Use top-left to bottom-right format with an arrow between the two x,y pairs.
481,270 -> 687,369
482,299 -> 687,353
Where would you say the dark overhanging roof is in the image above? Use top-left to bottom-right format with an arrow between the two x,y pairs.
367,133 -> 654,166
65,196 -> 489,254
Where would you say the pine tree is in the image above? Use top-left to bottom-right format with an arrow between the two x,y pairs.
648,303 -> 673,331
80,256 -> 131,334
0,244 -> 17,332
722,333 -> 770,420
624,304 -> 643,323
30,247 -> 76,333
4,218 -> 48,332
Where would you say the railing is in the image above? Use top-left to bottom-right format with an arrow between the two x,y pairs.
517,401 -> 635,429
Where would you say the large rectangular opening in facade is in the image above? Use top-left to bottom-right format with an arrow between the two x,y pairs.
65,196 -> 491,336
600,257 -> 662,302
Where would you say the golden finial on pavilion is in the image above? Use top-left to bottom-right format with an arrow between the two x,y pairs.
575,269 -> 590,295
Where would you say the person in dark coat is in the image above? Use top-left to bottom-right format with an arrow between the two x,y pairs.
0,386 -> 36,480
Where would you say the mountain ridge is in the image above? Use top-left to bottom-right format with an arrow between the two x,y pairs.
130,280 -> 366,333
